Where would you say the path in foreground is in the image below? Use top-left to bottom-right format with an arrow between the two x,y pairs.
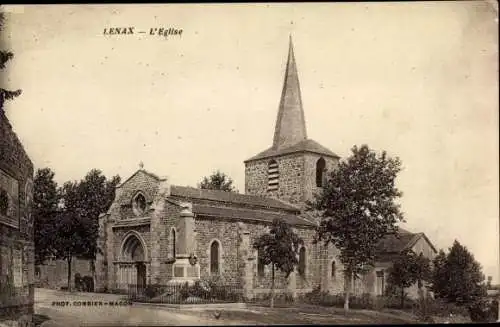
35,288 -> 241,326
35,288 -> 418,325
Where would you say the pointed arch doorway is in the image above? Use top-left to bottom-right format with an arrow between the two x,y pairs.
118,233 -> 147,293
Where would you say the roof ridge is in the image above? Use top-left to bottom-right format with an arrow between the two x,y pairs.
245,138 -> 339,162
118,169 -> 161,188
171,184 -> 288,202
169,185 -> 299,211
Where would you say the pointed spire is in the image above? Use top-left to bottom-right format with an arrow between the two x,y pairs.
272,35 -> 307,149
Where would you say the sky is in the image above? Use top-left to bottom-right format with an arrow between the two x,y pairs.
2,2 -> 499,281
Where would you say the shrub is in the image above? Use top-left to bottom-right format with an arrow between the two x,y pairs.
301,288 -> 379,309
144,284 -> 164,299
189,277 -> 241,302
300,288 -> 420,311
414,296 -> 470,322
82,276 -> 94,292
467,298 -> 499,322
349,293 -> 375,309
176,282 -> 188,300
74,273 -> 82,291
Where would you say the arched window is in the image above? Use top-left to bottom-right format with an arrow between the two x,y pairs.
298,247 -> 306,277
267,160 -> 279,192
257,251 -> 265,278
210,241 -> 220,275
132,192 -> 147,216
316,157 -> 326,187
331,260 -> 336,279
171,228 -> 176,258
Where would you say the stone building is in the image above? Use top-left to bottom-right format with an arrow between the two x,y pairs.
0,109 -> 35,327
95,37 -> 436,299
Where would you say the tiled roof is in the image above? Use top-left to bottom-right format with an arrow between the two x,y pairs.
169,185 -> 299,212
375,228 -> 437,261
245,139 -> 340,162
192,204 -> 315,227
375,229 -> 418,255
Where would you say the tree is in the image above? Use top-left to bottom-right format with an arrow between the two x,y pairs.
52,170 -> 120,291
387,249 -> 432,308
51,206 -> 89,292
0,10 -> 22,112
62,169 -> 120,288
253,218 -> 303,308
33,168 -> 60,265
414,252 -> 432,296
431,240 -> 486,305
308,144 -> 404,312
64,169 -> 120,260
431,249 -> 448,298
198,170 -> 237,192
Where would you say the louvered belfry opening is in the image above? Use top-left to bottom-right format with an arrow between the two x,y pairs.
267,160 -> 279,192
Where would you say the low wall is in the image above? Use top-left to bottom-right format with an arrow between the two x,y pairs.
35,258 -> 93,290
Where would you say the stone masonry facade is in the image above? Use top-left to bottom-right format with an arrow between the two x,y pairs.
245,152 -> 339,206
0,110 -> 35,327
95,168 -> 349,298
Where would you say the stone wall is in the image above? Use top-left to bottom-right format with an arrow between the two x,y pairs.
35,258 -> 93,290
194,218 -> 241,285
194,216 -> 346,297
156,201 -> 181,284
0,111 -> 34,327
245,153 -> 305,205
302,153 -> 339,204
244,152 -> 339,207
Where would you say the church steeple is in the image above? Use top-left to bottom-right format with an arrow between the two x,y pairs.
272,35 -> 308,149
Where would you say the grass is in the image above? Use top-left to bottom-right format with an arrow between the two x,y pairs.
199,303 -> 421,325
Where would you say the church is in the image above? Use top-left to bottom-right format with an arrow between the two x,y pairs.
95,37 -> 437,300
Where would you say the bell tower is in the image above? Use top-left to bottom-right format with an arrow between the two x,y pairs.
244,36 -> 340,207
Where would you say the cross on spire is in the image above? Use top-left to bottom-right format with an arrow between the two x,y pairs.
139,161 -> 144,170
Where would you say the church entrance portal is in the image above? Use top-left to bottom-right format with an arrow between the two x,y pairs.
118,234 -> 147,294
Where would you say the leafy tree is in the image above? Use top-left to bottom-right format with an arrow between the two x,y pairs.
198,170 -> 237,193
308,144 -> 404,312
414,252 -> 432,295
33,168 -> 60,265
387,249 -> 431,308
62,170 -> 120,287
63,169 -> 120,260
51,207 -> 89,291
431,240 -> 486,305
253,218 -> 303,308
0,10 -> 22,112
52,169 -> 120,290
431,249 -> 448,298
